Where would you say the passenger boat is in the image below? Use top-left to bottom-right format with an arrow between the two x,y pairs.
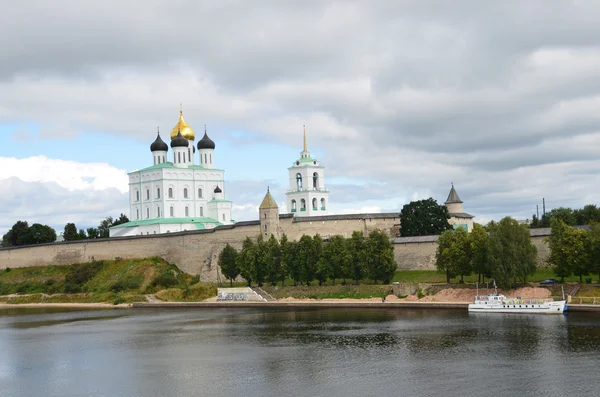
468,283 -> 566,314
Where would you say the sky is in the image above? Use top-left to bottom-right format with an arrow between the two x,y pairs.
1,0 -> 600,235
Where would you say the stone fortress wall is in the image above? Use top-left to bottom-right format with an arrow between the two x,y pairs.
0,213 -> 400,282
0,212 -> 553,282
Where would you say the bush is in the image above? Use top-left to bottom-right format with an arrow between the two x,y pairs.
5,267 -> 11,272
64,282 -> 82,294
190,275 -> 200,285
64,261 -> 104,289
110,276 -> 143,292
152,272 -> 179,288
113,296 -> 125,305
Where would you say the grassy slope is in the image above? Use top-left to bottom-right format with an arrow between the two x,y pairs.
0,258 -> 216,304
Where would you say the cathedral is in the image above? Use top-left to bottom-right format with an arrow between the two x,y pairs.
109,108 -> 234,237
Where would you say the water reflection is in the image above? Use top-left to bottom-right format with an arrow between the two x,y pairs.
0,307 -> 599,397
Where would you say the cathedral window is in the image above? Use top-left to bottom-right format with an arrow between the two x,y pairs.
184,188 -> 188,198
136,191 -> 139,202
188,149 -> 191,162
170,206 -> 174,217
185,207 -> 189,217
162,155 -> 165,163
146,208 -> 150,219
300,199 -> 306,211
146,190 -> 150,200
204,153 -> 208,164
291,200 -> 296,212
321,198 -> 326,210
223,214 -> 226,221
157,188 -> 160,199
312,198 -> 317,210
178,152 -> 181,163
210,154 -> 212,164
198,188 -> 203,198
136,209 -> 139,220
168,188 -> 173,198
200,207 -> 204,216
313,172 -> 319,190
296,173 -> 303,190
157,207 -> 160,217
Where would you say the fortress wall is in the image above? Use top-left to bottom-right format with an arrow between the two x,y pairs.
0,217 -> 552,282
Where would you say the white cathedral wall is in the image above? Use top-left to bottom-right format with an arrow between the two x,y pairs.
129,166 -> 227,221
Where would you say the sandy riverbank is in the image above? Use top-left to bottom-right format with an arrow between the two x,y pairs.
0,302 -> 131,309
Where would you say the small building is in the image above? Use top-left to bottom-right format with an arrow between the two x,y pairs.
444,184 -> 474,232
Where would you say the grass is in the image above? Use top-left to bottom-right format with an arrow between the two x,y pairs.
262,284 -> 393,300
155,283 -> 217,302
392,270 -> 600,285
0,293 -> 147,304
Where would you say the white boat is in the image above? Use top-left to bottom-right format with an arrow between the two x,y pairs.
468,293 -> 566,314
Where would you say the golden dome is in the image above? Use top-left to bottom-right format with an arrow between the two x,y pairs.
170,109 -> 195,141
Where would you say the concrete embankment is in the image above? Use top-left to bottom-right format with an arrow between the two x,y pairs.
131,301 -> 600,312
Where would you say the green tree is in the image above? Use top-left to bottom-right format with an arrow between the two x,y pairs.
98,217 -> 113,238
266,235 -> 282,286
487,217 -> 537,289
451,227 -> 472,283
575,204 -> 600,225
546,219 -> 572,282
470,223 -> 489,283
86,227 -> 99,239
2,221 -> 29,247
346,231 -> 366,285
285,239 -> 301,286
218,243 -> 239,287
297,235 -> 318,285
435,229 -> 463,284
365,229 -> 396,284
78,229 -> 88,239
545,207 -> 577,227
253,234 -> 268,286
237,237 -> 257,286
18,223 -> 57,245
588,224 -> 600,281
111,213 -> 130,226
321,235 -> 347,285
312,234 -> 326,285
279,233 -> 291,285
399,197 -> 452,237
565,227 -> 590,283
63,223 -> 79,241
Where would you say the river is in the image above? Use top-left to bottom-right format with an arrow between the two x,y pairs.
0,307 -> 598,397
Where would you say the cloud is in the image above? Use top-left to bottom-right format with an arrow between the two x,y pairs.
2,1 -> 600,226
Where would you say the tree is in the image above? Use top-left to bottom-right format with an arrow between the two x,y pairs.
565,227 -> 589,283
63,223 -> 80,241
297,235 -> 318,285
365,229 -> 397,284
279,233 -> 291,285
284,239 -> 301,286
98,217 -> 113,238
588,224 -> 600,282
470,223 -> 489,283
546,207 -> 576,226
78,229 -> 88,240
321,235 -> 347,285
237,237 -> 257,286
346,231 -> 366,284
265,235 -> 282,286
86,227 -> 99,239
218,244 -> 239,287
18,223 -> 57,246
253,234 -> 268,286
575,204 -> 600,225
312,234 -> 326,285
435,229 -> 462,284
400,198 -> 452,237
2,221 -> 29,247
546,219 -> 572,282
450,228 -> 472,283
112,214 -> 130,226
487,217 -> 537,289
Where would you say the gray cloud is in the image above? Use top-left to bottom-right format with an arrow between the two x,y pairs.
2,0 -> 600,224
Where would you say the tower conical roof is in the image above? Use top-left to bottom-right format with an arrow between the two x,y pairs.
259,189 -> 278,209
445,184 -> 463,204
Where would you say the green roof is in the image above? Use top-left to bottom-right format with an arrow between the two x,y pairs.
110,217 -> 221,229
209,199 -> 233,203
130,162 -> 224,174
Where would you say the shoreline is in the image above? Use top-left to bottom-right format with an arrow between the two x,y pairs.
1,300 -> 598,312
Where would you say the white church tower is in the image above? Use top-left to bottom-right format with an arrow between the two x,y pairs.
286,126 -> 329,217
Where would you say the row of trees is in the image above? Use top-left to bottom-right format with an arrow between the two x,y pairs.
1,214 -> 130,247
218,230 -> 396,287
530,205 -> 600,228
547,220 -> 600,282
62,214 -> 129,241
435,217 -> 538,289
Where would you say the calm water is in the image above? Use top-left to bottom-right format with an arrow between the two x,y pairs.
1,307 -> 599,397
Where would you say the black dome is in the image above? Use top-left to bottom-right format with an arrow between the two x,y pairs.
197,132 -> 215,150
171,131 -> 188,148
214,186 -> 222,193
150,133 -> 168,152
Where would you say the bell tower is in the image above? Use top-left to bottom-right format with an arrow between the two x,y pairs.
259,187 -> 280,238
